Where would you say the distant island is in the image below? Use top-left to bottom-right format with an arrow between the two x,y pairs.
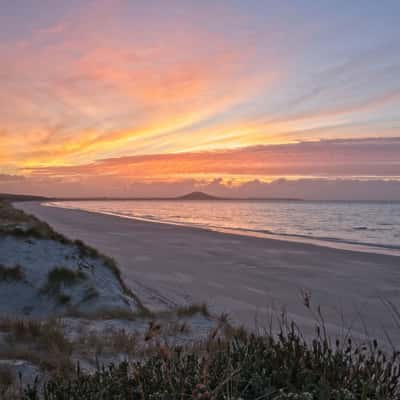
1,191 -> 303,202
175,191 -> 303,201
177,191 -> 220,200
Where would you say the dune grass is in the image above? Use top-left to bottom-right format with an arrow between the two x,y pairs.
81,287 -> 99,303
0,201 -> 67,243
40,267 -> 87,297
175,302 -> 210,318
20,322 -> 400,400
0,366 -> 18,400
64,306 -> 153,321
65,302 -> 210,322
0,366 -> 14,388
1,303 -> 400,399
0,264 -> 25,282
0,319 -> 73,377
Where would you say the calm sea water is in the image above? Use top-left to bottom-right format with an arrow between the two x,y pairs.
49,200 -> 400,254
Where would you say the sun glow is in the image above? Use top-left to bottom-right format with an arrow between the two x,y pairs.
1,1 -> 400,197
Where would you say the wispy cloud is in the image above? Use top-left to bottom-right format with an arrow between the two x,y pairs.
21,138 -> 400,181
1,0 -> 400,193
0,0 -> 278,167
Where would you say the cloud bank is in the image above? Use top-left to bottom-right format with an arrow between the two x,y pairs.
22,137 -> 400,180
1,1 -> 400,201
1,138 -> 399,200
2,175 -> 400,201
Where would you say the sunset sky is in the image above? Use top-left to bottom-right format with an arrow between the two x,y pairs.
1,0 -> 400,199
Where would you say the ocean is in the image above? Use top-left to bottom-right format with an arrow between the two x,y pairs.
48,200 -> 400,255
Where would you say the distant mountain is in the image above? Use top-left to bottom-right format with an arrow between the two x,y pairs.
176,192 -> 302,201
177,192 -> 219,200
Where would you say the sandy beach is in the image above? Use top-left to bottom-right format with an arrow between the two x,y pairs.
17,201 -> 400,346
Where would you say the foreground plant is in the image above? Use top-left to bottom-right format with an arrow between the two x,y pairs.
22,323 -> 400,400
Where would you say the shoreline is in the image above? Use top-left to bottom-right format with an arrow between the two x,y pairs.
16,201 -> 400,346
44,201 -> 400,257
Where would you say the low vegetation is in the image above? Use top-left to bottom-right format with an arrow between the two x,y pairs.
81,287 -> 99,303
0,366 -> 19,400
66,302 -> 211,322
66,307 -> 152,321
0,264 -> 25,282
0,319 -> 73,376
0,366 -> 14,389
1,300 -> 397,399
75,328 -> 140,362
176,302 -> 210,318
40,267 -> 87,297
20,323 -> 400,400
0,200 -> 66,242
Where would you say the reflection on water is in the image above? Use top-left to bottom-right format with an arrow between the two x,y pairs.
48,200 -> 400,254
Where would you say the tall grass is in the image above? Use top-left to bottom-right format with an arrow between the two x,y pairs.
0,319 -> 73,378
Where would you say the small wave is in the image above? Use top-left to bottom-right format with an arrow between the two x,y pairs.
222,227 -> 274,235
45,201 -> 400,255
218,226 -> 400,252
140,214 -> 157,220
352,226 -> 392,232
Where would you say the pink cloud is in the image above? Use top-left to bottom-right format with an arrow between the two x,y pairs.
21,137 -> 400,180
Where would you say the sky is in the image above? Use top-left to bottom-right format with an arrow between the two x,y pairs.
1,0 -> 400,199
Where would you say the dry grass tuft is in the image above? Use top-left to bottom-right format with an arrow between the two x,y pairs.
176,303 -> 210,317
0,319 -> 73,376
40,266 -> 87,297
65,305 -> 154,321
0,366 -> 14,388
0,264 -> 25,282
78,329 -> 140,359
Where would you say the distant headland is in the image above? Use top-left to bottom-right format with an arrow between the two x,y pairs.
1,191 -> 303,202
175,191 -> 303,201
0,193 -> 49,202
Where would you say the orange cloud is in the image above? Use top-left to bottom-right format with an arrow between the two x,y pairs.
0,0 -> 278,170
1,0 -> 400,184
22,138 -> 400,182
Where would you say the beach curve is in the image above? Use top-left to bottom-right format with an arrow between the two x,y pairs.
16,201 -> 400,346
